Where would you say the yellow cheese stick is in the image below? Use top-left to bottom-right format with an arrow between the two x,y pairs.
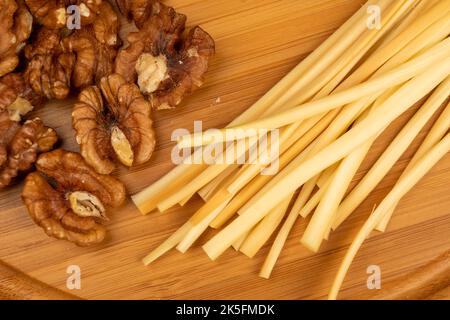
229,36 -> 450,222
131,0 -> 417,214
181,42 -> 449,146
196,166 -> 239,202
240,194 -> 294,258
323,14 -> 450,231
203,58 -> 450,260
301,85 -> 400,248
275,0 -> 411,107
200,0 -> 412,195
151,0 -> 379,211
232,231 -> 249,251
142,221 -> 192,265
177,197 -> 232,253
377,99 -> 450,231
259,200 -> 301,279
342,0 -> 450,88
210,114 -> 334,229
298,178 -> 333,218
333,76 -> 450,229
180,6 -> 450,147
168,0 -> 413,217
329,132 -> 450,300
375,0 -> 439,49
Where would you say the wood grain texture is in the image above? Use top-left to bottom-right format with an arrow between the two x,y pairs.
0,0 -> 449,300
360,250 -> 450,300
0,261 -> 79,300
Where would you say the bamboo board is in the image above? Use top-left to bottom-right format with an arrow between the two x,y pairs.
0,0 -> 449,300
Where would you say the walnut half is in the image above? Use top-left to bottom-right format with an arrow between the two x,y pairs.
115,0 -> 156,29
60,1 -> 121,89
0,0 -> 33,77
72,73 -> 156,174
24,27 -> 75,100
22,149 -> 126,246
0,73 -> 45,114
115,1 -> 215,110
24,0 -> 102,29
0,109 -> 58,189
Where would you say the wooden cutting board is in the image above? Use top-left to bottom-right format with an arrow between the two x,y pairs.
1,0 -> 449,300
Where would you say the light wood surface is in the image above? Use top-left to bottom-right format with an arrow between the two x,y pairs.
1,0 -> 449,300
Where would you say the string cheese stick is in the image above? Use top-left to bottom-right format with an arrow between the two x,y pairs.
323,227 -> 331,241
168,0 -> 380,200
203,58 -> 450,260
142,221 -> 192,265
341,0 -> 450,89
333,77 -> 450,229
240,0 -> 392,120
232,231 -> 249,251
329,132 -> 450,300
195,2 -> 387,199
298,178 -> 333,218
316,163 -> 339,188
323,18 -> 450,231
197,166 -> 239,202
181,40 -> 450,147
226,123 -> 303,195
302,101 -> 388,251
282,0 -> 412,106
259,178 -> 330,277
180,7 -> 449,148
145,169 -> 237,260
264,174 -> 332,277
375,0 -> 438,49
259,202 -> 301,279
210,115 -> 333,228
199,0 -> 411,196
288,185 -> 314,217
132,0 -> 413,213
294,94 -> 368,198
193,109 -> 337,227
293,1 -> 414,105
376,99 -> 450,231
295,176 -> 324,214
240,194 -> 294,258
172,0 -> 413,214
133,164 -> 208,215
312,16 -> 450,210
176,197 -> 232,253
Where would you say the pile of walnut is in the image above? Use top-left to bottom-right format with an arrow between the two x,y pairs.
0,73 -> 55,189
0,0 -> 215,246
